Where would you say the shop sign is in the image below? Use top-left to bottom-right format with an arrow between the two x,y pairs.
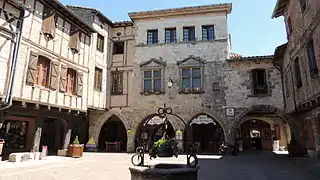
147,116 -> 165,125
190,115 -> 216,125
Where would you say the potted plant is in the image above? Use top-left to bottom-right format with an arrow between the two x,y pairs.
67,136 -> 84,158
149,136 -> 179,159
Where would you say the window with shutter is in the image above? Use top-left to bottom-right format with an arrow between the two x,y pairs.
94,67 -> 103,91
42,6 -> 56,40
69,26 -> 80,53
66,68 -> 76,95
59,65 -> 67,92
252,69 -> 268,95
76,72 -> 83,97
26,52 -> 38,85
35,56 -> 51,87
49,62 -> 60,90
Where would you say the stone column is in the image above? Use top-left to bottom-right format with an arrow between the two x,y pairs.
127,128 -> 135,153
311,116 -> 320,158
32,116 -> 43,152
63,120 -> 73,149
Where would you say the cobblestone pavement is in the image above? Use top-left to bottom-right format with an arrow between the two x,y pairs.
0,151 -> 319,180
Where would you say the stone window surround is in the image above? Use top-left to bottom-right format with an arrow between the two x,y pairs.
139,58 -> 166,95
177,56 -> 206,94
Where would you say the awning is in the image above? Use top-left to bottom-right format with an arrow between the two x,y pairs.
190,115 -> 216,125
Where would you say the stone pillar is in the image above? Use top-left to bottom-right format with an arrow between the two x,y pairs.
311,116 -> 320,158
127,128 -> 135,153
63,120 -> 73,149
32,116 -> 43,152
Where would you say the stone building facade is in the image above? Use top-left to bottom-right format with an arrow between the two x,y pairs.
273,0 -> 320,158
88,3 -> 292,153
0,0 -> 96,157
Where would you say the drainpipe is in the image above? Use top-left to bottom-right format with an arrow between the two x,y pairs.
1,9 -> 30,111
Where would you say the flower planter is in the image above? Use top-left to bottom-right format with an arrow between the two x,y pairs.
150,138 -> 178,159
68,144 -> 84,158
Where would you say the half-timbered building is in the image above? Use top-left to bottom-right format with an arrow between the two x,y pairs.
0,0 -> 96,157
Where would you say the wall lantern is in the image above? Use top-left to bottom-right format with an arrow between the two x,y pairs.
128,129 -> 132,133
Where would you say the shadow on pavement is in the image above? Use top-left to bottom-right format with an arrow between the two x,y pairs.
196,151 -> 320,180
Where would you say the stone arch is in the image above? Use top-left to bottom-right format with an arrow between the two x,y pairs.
186,112 -> 228,140
133,113 -> 176,149
182,112 -> 227,153
93,112 -> 129,149
232,104 -> 296,129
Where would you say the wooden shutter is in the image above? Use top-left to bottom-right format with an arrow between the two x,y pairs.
76,72 -> 83,96
69,30 -> 80,53
49,62 -> 60,90
26,51 -> 38,85
42,6 -> 56,39
59,65 -> 67,92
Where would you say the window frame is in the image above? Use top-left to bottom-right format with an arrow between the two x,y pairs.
306,39 -> 318,77
183,26 -> 196,42
180,67 -> 202,93
111,71 -> 123,95
142,69 -> 163,93
94,67 -> 103,91
97,33 -> 105,52
165,28 -> 176,43
147,29 -> 158,45
66,68 -> 77,95
252,69 -> 269,95
35,56 -> 51,87
113,41 -> 125,55
202,25 -> 215,41
294,57 -> 303,89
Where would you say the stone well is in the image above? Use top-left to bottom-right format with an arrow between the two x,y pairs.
129,164 -> 200,180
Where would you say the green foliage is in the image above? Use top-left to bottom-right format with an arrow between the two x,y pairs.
72,136 -> 80,145
149,138 -> 179,159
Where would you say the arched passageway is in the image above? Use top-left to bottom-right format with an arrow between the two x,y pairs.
234,105 -> 292,152
240,119 -> 273,150
40,118 -> 65,155
98,115 -> 127,152
185,114 -> 225,154
135,114 -> 175,152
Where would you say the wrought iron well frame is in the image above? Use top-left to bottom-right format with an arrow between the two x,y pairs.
131,104 -> 198,167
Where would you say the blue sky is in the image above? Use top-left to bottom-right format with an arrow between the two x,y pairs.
61,0 -> 287,56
